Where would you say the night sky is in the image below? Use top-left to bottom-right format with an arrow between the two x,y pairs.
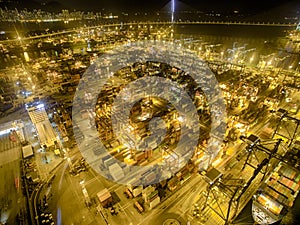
1,0 -> 299,14
37,0 -> 299,12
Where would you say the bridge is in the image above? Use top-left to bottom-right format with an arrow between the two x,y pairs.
0,21 -> 297,44
131,21 -> 298,27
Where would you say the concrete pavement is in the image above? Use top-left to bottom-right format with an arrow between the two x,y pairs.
0,132 -> 25,225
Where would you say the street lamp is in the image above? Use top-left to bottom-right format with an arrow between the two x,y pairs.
177,116 -> 184,123
79,179 -> 85,185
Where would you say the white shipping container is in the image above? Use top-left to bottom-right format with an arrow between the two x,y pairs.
109,163 -> 124,181
149,196 -> 160,209
132,186 -> 143,197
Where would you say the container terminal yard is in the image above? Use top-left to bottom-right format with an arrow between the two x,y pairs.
0,1 -> 300,225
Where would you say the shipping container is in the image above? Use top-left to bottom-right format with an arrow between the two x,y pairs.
149,196 -> 160,209
134,201 -> 144,213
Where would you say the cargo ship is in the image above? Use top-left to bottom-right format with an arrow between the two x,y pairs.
252,162 -> 300,224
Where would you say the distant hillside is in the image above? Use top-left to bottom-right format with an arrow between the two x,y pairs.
245,0 -> 300,23
161,0 -> 195,12
179,0 -> 298,14
0,0 -> 65,12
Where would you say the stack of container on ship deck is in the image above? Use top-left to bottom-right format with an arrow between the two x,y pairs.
256,162 -> 300,218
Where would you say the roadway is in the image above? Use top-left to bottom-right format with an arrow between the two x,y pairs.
42,152 -> 200,225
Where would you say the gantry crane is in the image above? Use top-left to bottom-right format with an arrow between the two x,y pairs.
200,135 -> 284,225
272,108 -> 300,147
